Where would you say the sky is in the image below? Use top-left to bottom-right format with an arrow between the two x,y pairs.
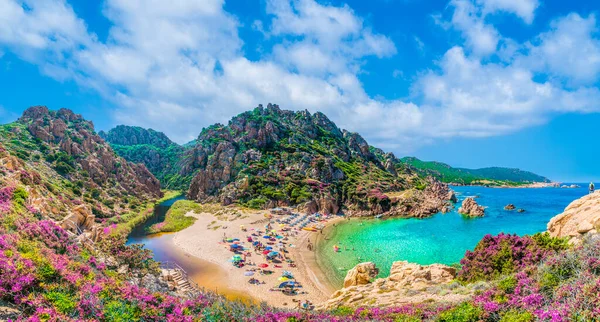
0,0 -> 599,182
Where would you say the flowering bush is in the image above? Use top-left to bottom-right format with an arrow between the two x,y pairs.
458,233 -> 567,282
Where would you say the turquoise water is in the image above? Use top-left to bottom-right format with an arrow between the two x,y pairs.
317,185 -> 589,287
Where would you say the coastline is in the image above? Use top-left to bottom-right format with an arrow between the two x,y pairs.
170,209 -> 339,308
450,182 -> 561,189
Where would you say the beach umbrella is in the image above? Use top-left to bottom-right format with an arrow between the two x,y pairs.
282,271 -> 294,278
244,271 -> 255,276
263,236 -> 271,239
232,255 -> 242,261
267,251 -> 279,257
262,250 -> 271,255
278,277 -> 289,282
258,263 -> 269,268
232,238 -> 240,242
278,282 -> 296,289
275,236 -> 283,239
265,246 -> 273,250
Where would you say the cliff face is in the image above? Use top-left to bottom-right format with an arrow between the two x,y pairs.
184,104 -> 453,216
100,125 -> 191,190
548,191 -> 600,242
0,106 -> 161,221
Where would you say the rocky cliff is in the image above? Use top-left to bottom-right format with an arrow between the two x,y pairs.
100,125 -> 192,190
320,261 -> 469,309
0,106 -> 161,223
548,191 -> 600,242
183,104 -> 453,216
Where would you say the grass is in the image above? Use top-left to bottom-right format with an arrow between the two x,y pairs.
146,200 -> 202,234
110,190 -> 183,236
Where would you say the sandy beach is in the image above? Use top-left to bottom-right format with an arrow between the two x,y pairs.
171,207 -> 341,308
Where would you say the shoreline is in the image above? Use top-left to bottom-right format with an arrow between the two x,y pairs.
170,209 -> 340,308
450,182 -> 561,188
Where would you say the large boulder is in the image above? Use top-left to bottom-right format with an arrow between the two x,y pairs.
548,191 -> 600,242
458,197 -> 485,217
388,261 -> 456,287
343,262 -> 379,288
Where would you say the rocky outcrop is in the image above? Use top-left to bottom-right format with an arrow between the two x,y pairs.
458,197 -> 485,217
548,191 -> 600,242
504,204 -> 516,210
321,261 -> 468,309
61,205 -> 103,242
18,106 -> 162,200
343,262 -> 379,288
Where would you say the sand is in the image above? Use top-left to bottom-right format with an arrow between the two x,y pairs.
171,208 -> 340,308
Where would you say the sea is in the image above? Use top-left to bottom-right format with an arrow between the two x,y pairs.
316,184 -> 590,287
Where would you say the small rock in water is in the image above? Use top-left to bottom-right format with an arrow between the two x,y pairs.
517,209 -> 526,213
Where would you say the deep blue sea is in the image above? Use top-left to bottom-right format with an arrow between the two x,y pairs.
317,185 -> 589,286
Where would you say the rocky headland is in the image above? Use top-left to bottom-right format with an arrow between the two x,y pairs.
548,191 -> 600,242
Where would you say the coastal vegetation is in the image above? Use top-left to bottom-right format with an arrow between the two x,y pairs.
147,200 -> 201,234
402,157 -> 550,186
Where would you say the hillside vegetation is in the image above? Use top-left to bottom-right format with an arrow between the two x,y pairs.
401,157 -> 550,186
99,126 -> 195,190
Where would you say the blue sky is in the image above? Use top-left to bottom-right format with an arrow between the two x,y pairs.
0,0 -> 599,182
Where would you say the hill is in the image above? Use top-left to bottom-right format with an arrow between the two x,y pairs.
105,104 -> 454,217
401,157 -> 550,186
99,126 -> 194,190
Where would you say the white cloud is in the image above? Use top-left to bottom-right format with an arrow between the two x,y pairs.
521,13 -> 600,86
0,0 -> 92,61
266,0 -> 396,76
0,0 -> 599,154
415,47 -> 600,137
442,0 -> 500,56
477,0 -> 539,24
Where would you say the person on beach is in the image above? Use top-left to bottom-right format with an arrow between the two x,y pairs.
590,182 -> 595,194
307,241 -> 313,251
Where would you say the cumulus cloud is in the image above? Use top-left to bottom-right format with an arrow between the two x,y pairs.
0,0 -> 599,153
477,0 -> 539,24
521,13 -> 600,86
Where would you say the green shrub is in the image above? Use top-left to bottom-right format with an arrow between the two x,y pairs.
531,232 -> 570,251
436,302 -> 483,322
500,310 -> 534,322
44,291 -> 77,314
12,186 -> 28,208
247,197 -> 267,209
498,275 -> 517,294
332,306 -> 354,316
104,300 -> 139,322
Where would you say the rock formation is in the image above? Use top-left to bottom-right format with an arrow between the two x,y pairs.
343,262 -> 379,288
548,191 -> 600,242
458,197 -> 485,217
504,204 -> 516,210
321,261 -> 468,309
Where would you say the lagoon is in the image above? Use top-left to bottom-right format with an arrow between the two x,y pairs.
316,185 -> 589,287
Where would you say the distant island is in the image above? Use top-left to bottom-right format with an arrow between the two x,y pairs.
401,157 -> 553,187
